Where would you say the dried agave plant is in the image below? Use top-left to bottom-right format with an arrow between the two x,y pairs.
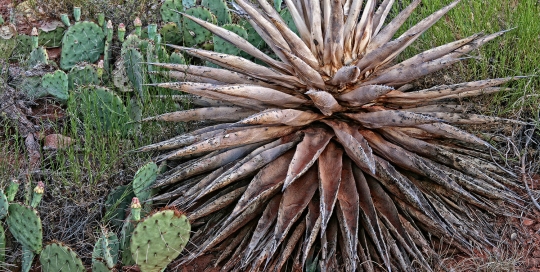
139,0 -> 525,270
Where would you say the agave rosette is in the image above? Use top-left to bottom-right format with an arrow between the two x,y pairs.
140,0 -> 523,270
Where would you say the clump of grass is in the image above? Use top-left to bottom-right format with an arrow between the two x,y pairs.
397,0 -> 540,117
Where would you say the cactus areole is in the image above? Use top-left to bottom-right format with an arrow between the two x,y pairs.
140,0 -> 523,270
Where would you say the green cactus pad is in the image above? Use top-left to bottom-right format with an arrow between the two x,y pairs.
0,191 -> 8,220
0,224 -> 5,263
78,86 -> 131,132
60,21 -> 105,70
40,243 -> 85,272
0,24 -> 17,59
41,70 -> 69,102
130,209 -> 191,272
160,0 -> 183,24
92,231 -> 120,268
104,185 -> 135,228
68,64 -> 99,89
183,7 -> 216,47
112,58 -> 132,92
28,46 -> 49,67
160,22 -> 182,45
10,35 -> 32,60
133,162 -> 158,203
183,0 -> 196,9
21,246 -> 35,272
122,47 -> 145,97
39,21 -> 65,48
6,203 -> 42,253
92,260 -> 112,272
169,52 -> 186,64
202,0 -> 231,25
120,218 -> 136,266
213,24 -> 247,56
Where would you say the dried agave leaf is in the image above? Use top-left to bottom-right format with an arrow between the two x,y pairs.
318,141 -> 343,234
141,107 -> 257,123
284,128 -> 333,189
161,126 -> 298,160
271,166 -> 319,255
239,108 -> 324,126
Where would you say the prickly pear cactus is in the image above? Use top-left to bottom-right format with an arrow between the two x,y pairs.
202,0 -> 231,25
133,162 -> 158,203
0,23 -> 17,59
21,246 -> 35,272
160,22 -> 182,45
92,231 -> 120,269
120,198 -> 142,266
38,21 -> 65,48
40,243 -> 85,272
68,64 -> 99,89
183,7 -> 216,47
60,21 -> 105,70
92,260 -> 111,272
77,86 -> 131,132
122,47 -> 145,97
213,24 -> 247,56
0,224 -> 5,263
169,52 -> 186,64
41,70 -> 69,102
183,0 -> 196,9
11,35 -> 32,60
104,185 -> 134,228
6,203 -> 42,253
28,46 -> 49,67
160,0 -> 183,24
130,209 -> 190,272
0,191 -> 8,219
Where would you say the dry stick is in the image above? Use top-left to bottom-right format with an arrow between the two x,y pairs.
520,128 -> 540,211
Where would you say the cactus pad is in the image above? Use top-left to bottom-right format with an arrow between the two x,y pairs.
93,231 -> 120,268
78,86 -> 131,132
0,191 -> 8,220
160,22 -> 182,45
160,0 -> 183,24
92,260 -> 111,272
40,243 -> 85,272
6,203 -> 42,253
0,24 -> 17,59
41,70 -> 69,102
183,7 -> 216,47
183,0 -> 196,9
122,47 -> 145,97
28,46 -> 49,67
60,21 -> 105,70
169,52 -> 186,64
202,0 -> 231,25
213,24 -> 247,56
133,162 -> 158,202
39,21 -> 65,48
11,35 -> 33,60
0,224 -> 5,263
130,209 -> 191,272
104,185 -> 135,228
68,64 -> 99,89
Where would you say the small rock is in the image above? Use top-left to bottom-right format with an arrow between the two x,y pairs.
43,134 -> 74,150
510,233 -> 517,240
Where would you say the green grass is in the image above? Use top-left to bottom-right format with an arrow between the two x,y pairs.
396,0 -> 540,117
